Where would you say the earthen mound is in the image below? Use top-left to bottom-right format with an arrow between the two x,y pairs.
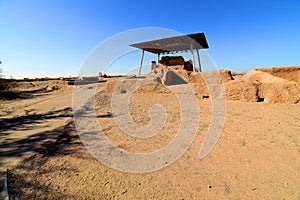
255,66 -> 300,82
176,70 -> 233,84
242,70 -> 287,83
226,67 -> 300,103
225,80 -> 259,102
105,66 -> 300,104
46,80 -> 72,91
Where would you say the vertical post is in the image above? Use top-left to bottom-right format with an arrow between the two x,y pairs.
190,39 -> 196,72
191,50 -> 195,72
138,50 -> 144,75
196,49 -> 201,72
157,53 -> 160,65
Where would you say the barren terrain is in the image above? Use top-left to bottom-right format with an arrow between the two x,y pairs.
1,67 -> 300,199
0,85 -> 73,170
3,84 -> 300,199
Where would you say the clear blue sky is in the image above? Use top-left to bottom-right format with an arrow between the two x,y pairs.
1,0 -> 300,78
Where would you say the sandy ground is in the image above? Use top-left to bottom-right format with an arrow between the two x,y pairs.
0,88 -> 73,170
4,84 -> 300,199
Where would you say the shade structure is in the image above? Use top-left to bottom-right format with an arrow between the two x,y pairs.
129,32 -> 209,55
130,32 -> 209,74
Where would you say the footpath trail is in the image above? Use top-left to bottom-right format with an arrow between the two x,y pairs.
0,90 -> 74,170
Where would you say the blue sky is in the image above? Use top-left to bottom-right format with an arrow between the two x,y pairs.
1,0 -> 300,78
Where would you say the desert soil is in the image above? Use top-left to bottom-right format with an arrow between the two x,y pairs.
3,83 -> 300,199
0,87 -> 73,170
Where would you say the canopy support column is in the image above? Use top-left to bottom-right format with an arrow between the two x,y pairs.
157,53 -> 160,65
189,38 -> 196,72
196,49 -> 201,72
138,50 -> 144,75
191,50 -> 196,72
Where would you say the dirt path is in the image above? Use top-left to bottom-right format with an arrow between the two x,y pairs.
6,87 -> 300,199
0,90 -> 74,170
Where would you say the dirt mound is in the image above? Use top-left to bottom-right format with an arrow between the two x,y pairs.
46,80 -> 72,91
105,78 -> 119,92
17,81 -> 49,91
255,66 -> 300,82
174,70 -> 233,99
186,68 -> 300,104
257,82 -> 300,104
17,82 -> 35,89
225,80 -> 259,102
189,83 -> 209,97
135,83 -> 171,94
243,70 -> 287,83
105,76 -> 170,94
176,70 -> 233,84
225,68 -> 300,103
106,67 -> 300,104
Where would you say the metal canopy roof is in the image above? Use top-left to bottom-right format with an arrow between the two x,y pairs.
129,32 -> 209,54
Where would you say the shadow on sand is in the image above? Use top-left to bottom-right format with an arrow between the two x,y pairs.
0,107 -> 72,133
3,105 -> 113,199
5,120 -> 80,199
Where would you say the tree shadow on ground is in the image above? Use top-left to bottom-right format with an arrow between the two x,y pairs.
0,111 -> 73,163
1,105 -> 110,165
7,169 -> 75,200
6,121 -> 80,199
5,111 -> 112,199
0,107 -> 72,133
